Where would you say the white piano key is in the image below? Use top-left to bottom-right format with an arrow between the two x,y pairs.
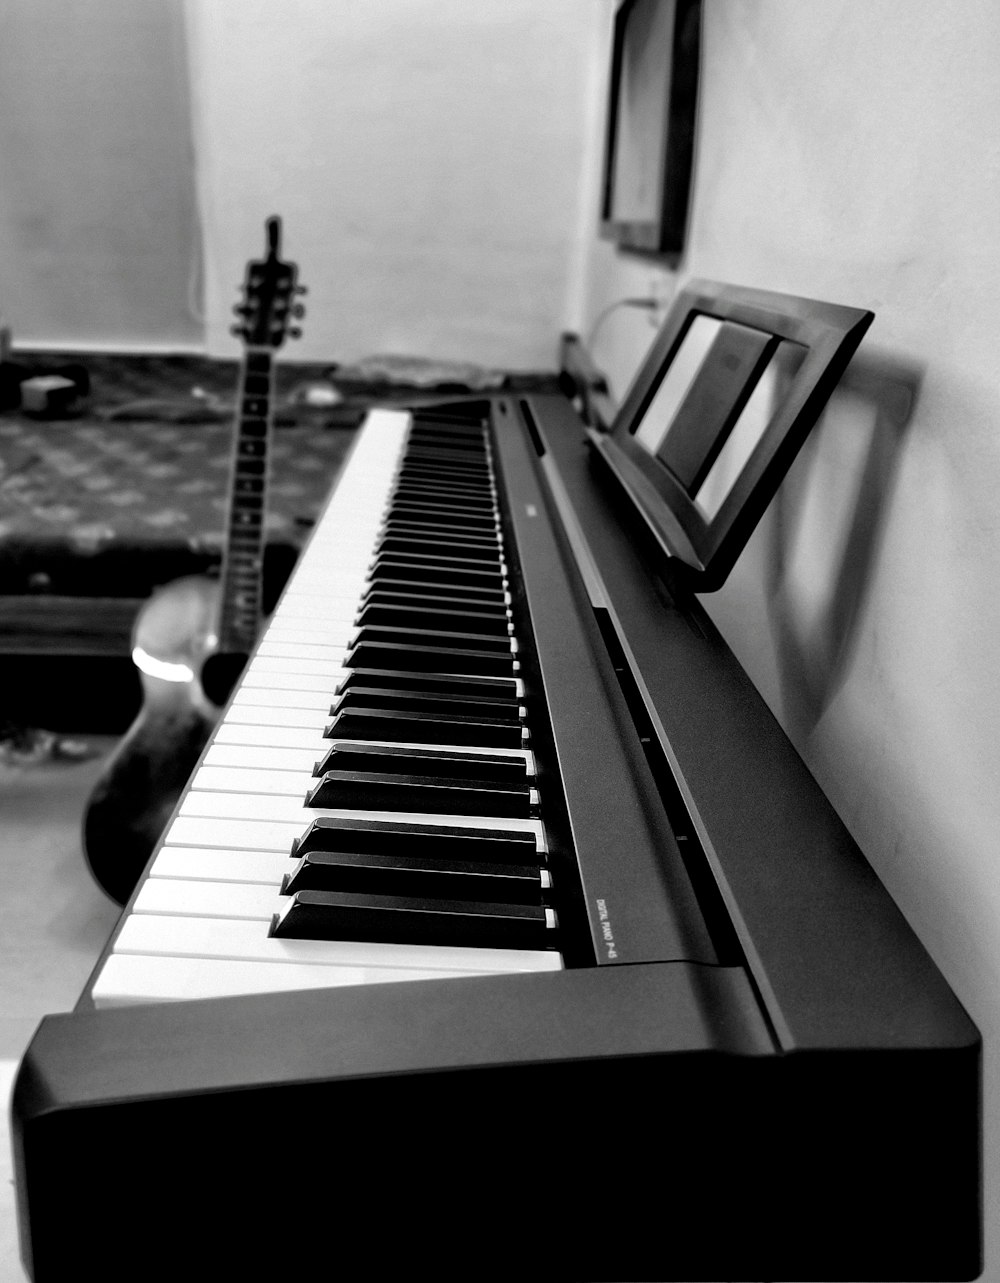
262,626 -> 356,646
244,655 -> 346,677
203,743 -> 322,773
177,788 -> 547,845
272,595 -> 363,618
150,845 -> 290,883
165,816 -> 306,851
91,954 -> 474,1007
211,723 -> 328,749
239,669 -> 340,692
134,877 -> 277,919
192,765 -> 313,797
222,704 -> 331,729
248,656 -> 347,678
112,913 -> 562,974
257,640 -> 354,660
230,686 -> 332,710
283,582 -> 369,603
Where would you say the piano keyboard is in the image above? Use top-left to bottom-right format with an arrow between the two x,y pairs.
92,407 -> 563,1007
18,289 -> 980,1283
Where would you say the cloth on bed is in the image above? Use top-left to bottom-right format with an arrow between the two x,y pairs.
0,415 -> 354,599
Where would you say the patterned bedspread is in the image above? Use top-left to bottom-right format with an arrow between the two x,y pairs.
0,417 -> 354,599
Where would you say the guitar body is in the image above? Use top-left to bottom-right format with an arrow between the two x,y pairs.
81,216 -> 305,905
83,577 -> 231,905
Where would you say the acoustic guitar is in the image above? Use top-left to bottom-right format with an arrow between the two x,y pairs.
83,216 -> 306,904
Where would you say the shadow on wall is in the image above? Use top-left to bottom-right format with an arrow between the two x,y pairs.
760,347 -> 924,738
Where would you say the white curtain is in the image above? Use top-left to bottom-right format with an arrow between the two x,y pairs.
0,0 -> 203,349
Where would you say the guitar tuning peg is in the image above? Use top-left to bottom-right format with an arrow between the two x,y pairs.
232,304 -> 251,316
291,304 -> 305,318
288,327 -> 302,340
229,324 -> 245,338
294,284 -> 308,296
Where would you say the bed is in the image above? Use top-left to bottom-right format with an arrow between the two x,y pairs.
0,351 -> 560,729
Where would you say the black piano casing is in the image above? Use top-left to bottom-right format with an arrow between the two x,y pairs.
14,387 -> 982,1281
13,959 -> 980,1282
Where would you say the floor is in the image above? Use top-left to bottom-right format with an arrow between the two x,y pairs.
0,736 -> 121,1282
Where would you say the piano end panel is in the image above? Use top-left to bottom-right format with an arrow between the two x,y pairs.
12,964 -> 981,1281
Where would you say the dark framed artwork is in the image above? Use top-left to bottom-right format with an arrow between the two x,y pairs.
599,0 -> 702,263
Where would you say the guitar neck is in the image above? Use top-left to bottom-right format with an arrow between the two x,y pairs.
217,347 -> 275,653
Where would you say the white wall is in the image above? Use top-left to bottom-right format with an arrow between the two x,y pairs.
0,0 -> 202,349
578,1 -> 1000,1276
186,0 -> 596,369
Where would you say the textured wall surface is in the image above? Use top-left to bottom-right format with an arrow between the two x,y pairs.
0,0 -> 202,348
578,1 -> 1000,1276
187,0 -> 596,368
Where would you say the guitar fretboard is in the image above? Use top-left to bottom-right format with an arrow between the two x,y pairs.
218,348 -> 274,653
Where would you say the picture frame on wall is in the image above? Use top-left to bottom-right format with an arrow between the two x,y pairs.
599,0 -> 702,263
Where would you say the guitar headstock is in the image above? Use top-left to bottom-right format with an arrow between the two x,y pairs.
230,216 -> 307,348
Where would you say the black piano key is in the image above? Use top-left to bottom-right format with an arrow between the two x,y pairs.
335,668 -> 519,700
380,523 -> 500,548
356,602 -> 510,636
376,536 -> 501,563
411,410 -> 486,425
306,770 -> 537,817
379,516 -> 499,538
333,687 -> 522,721
405,444 -> 489,463
270,889 -> 557,949
373,546 -> 504,569
394,475 -> 494,496
325,706 -> 528,749
368,559 -> 505,590
313,741 -> 530,782
407,422 -> 484,436
362,578 -> 508,606
385,507 -> 498,533
408,423 -> 484,437
344,640 -> 516,678
398,460 -> 490,481
290,815 -> 541,864
389,495 -> 495,516
389,493 -> 494,517
395,482 -> 495,500
344,636 -> 516,677
409,422 -> 484,436
282,848 -> 548,903
372,556 -> 505,587
394,466 -> 492,484
390,500 -> 496,522
402,437 -> 485,448
360,592 -> 508,622
407,426 -> 483,438
349,625 -> 514,655
382,497 -> 495,518
397,466 -> 491,488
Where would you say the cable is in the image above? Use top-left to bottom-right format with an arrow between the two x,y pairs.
585,297 -> 659,349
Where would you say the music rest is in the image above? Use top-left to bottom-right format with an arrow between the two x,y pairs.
589,278 -> 874,589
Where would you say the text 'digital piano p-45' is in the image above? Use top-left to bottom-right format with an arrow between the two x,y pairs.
13,283 -> 981,1282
